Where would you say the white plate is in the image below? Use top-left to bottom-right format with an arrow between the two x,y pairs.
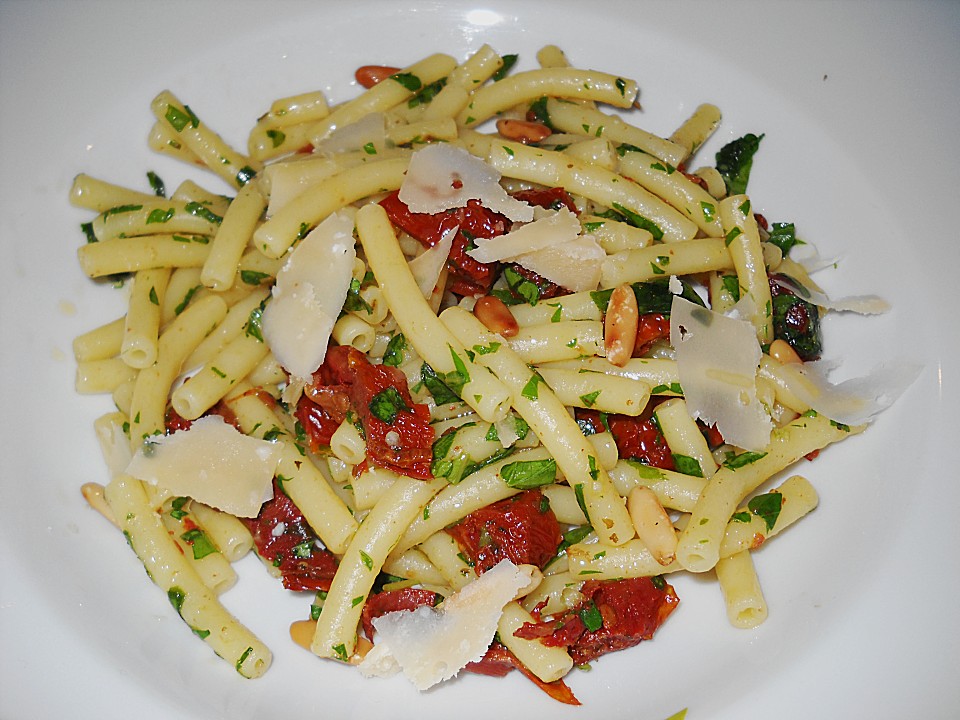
2,1 -> 958,718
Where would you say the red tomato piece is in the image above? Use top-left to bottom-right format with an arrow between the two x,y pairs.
515,576 -> 680,665
466,643 -> 581,705
576,408 -> 676,471
241,479 -> 339,592
379,191 -> 510,296
360,587 -> 441,640
446,490 -> 561,574
299,346 -> 435,478
511,186 -> 578,215
633,312 -> 672,357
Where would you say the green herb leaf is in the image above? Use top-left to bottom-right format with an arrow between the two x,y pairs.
747,491 -> 783,531
146,171 -> 166,197
240,270 -> 270,286
180,528 -> 218,560
723,451 -> 768,469
611,202 -> 664,241
715,133 -> 764,195
368,386 -> 409,424
390,72 -> 422,92
492,54 -> 518,82
500,458 -> 557,489
521,372 -> 543,400
579,600 -> 604,632
766,221 -> 804,255
382,333 -> 407,367
579,390 -> 601,408
671,454 -> 704,477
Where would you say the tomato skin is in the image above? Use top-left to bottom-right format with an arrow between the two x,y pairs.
511,186 -> 578,215
515,576 -> 679,665
577,408 -> 676,471
360,587 -> 441,639
446,490 -> 561,574
299,346 -> 435,478
379,191 -> 508,296
241,479 -> 339,592
633,312 -> 672,357
293,396 -> 341,451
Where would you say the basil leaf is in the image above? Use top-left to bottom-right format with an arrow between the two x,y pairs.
767,221 -> 805,255
579,600 -> 603,632
492,54 -> 518,82
723,451 -> 768,469
420,363 -> 460,405
747,491 -> 783,532
390,72 -> 422,92
382,333 -> 407,367
671,454 -> 704,477
715,132 -> 764,195
368,386 -> 409,424
500,458 -> 557,489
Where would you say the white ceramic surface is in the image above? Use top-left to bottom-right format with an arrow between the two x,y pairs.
1,1 -> 957,718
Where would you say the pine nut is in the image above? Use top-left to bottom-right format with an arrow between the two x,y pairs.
354,65 -> 401,89
473,295 -> 519,337
496,118 -> 552,144
289,618 -> 316,650
603,284 -> 638,366
627,486 -> 678,566
769,338 -> 802,365
81,482 -> 118,528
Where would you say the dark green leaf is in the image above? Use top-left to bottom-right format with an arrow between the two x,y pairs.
500,458 -> 557,489
747,491 -> 783,531
715,133 -> 764,195
722,451 -> 768,469
368,386 -> 409,424
492,54 -> 518,81
390,72 -> 422,92
382,333 -> 407,367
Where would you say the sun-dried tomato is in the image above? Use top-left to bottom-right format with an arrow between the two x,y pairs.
514,576 -> 679,665
241,479 -> 339,592
446,490 -> 561,574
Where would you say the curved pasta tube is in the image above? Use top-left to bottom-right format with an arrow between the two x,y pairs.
440,307 -> 635,547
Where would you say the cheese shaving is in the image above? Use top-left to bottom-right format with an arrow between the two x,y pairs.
670,296 -> 772,451
466,207 -> 580,263
358,560 -> 535,690
398,143 -> 533,222
125,415 -> 282,517
775,360 -> 922,425
261,210 -> 357,380
409,224 -> 456,298
514,234 -> 605,292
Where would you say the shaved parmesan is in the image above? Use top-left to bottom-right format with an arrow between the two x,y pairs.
358,560 -> 536,690
775,360 -> 922,425
467,207 -> 581,263
806,288 -> 890,315
512,234 -> 605,293
261,210 -> 356,380
671,296 -> 772,451
399,143 -> 533,222
408,224 -> 456,298
125,415 -> 282,517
